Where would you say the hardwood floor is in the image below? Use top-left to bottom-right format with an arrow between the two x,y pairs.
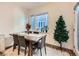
46,43 -> 76,56
0,43 -> 76,56
2,46 -> 70,56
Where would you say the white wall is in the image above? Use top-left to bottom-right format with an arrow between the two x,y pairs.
0,3 -> 28,35
0,3 -> 28,48
13,7 -> 27,33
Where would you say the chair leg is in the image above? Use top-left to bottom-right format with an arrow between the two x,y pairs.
13,44 -> 16,51
18,45 -> 20,55
40,49 -> 42,56
44,46 -> 46,55
13,45 -> 15,51
24,47 -> 27,56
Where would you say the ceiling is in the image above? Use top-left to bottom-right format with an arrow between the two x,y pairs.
14,2 -> 49,10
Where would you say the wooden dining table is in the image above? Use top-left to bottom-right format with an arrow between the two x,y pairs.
17,33 -> 46,56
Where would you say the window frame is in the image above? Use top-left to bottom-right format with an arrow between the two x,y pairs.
30,12 -> 49,33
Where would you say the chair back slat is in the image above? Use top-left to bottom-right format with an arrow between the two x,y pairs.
12,34 -> 19,45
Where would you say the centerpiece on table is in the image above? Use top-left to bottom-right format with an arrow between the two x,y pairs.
26,23 -> 31,34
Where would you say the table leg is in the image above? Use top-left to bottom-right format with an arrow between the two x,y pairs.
28,41 -> 33,56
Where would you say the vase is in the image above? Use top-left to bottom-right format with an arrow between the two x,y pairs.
26,23 -> 31,34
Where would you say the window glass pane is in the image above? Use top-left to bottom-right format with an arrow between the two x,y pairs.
31,13 -> 48,32
36,13 -> 48,32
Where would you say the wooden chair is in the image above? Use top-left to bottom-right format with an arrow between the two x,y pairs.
33,35 -> 47,56
10,34 -> 19,51
33,31 -> 39,34
18,35 -> 29,55
24,31 -> 32,33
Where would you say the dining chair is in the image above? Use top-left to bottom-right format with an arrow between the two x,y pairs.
33,35 -> 47,56
24,31 -> 27,33
18,35 -> 29,55
24,31 -> 32,33
10,34 -> 19,51
33,31 -> 39,34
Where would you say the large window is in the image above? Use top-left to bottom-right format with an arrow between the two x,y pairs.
36,14 -> 48,32
31,13 -> 48,32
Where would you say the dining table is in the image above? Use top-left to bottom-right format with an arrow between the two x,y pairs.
17,32 -> 46,56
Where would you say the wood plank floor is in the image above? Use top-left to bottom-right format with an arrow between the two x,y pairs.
2,46 -> 70,56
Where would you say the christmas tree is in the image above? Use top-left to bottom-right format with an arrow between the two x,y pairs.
54,15 -> 69,50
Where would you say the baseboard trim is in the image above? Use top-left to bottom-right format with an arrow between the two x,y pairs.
46,43 -> 76,56
5,45 -> 13,50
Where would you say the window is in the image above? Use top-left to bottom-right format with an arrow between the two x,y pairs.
31,13 -> 48,32
36,14 -> 48,32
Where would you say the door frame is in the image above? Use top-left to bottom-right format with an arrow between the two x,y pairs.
74,6 -> 79,55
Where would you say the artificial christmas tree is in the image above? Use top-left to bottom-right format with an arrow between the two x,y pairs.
54,15 -> 69,50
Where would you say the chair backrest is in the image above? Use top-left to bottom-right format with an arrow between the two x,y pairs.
33,31 -> 39,34
12,34 -> 19,45
40,35 -> 47,48
18,35 -> 26,47
24,31 -> 27,33
24,31 -> 32,33
29,31 -> 32,33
